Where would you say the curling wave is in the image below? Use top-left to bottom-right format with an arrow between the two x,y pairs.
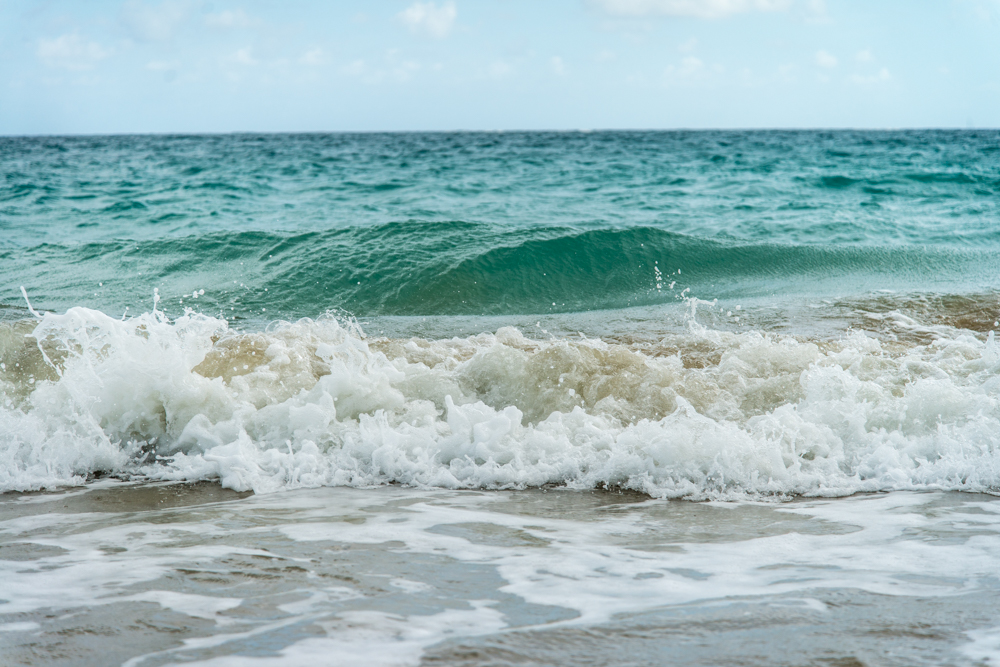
7,224 -> 1000,319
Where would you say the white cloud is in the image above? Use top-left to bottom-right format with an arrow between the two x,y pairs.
146,60 -> 176,71
815,50 -> 837,68
299,48 -> 326,66
205,9 -> 256,29
37,34 -> 112,70
342,60 -> 367,76
850,67 -> 890,84
341,59 -> 386,85
383,49 -> 421,81
146,60 -> 179,82
595,48 -> 616,62
120,0 -> 190,42
339,54 -> 421,84
550,55 -> 566,75
490,60 -> 512,78
968,0 -> 998,23
802,0 -> 829,23
678,37 -> 699,52
229,47 -> 257,66
398,1 -> 457,38
855,49 -> 872,62
665,55 -> 705,78
777,63 -> 796,83
591,0 -> 791,20
679,55 -> 704,75
394,60 -> 421,81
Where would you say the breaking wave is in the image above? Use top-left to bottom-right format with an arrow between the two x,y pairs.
4,302 -> 1000,498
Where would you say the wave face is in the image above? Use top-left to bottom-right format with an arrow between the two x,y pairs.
4,308 -> 1000,497
3,225 -> 1000,320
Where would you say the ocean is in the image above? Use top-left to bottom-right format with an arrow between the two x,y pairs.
2,130 -> 1000,665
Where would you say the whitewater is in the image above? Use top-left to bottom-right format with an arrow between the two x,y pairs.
4,297 -> 1000,499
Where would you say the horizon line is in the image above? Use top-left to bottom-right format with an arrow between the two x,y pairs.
2,126 -> 997,139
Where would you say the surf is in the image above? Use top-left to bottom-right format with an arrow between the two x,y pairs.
4,299 -> 1000,498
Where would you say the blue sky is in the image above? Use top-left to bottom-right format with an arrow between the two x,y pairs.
1,0 -> 998,134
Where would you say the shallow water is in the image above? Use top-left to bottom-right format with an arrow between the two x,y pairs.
1,484 -> 999,666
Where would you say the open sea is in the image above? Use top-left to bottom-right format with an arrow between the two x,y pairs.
2,130 -> 1000,665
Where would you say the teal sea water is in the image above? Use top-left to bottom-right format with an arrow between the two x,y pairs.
3,130 -> 1000,321
4,131 -> 1000,666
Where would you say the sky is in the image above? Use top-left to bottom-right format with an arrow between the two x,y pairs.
1,0 -> 998,134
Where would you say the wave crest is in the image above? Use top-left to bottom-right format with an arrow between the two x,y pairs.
9,225 -> 1000,319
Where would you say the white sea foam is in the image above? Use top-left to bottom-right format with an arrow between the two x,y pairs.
275,490 -> 1000,627
170,605 -> 507,667
0,621 -> 40,632
964,626 -> 1000,666
3,305 -> 1000,498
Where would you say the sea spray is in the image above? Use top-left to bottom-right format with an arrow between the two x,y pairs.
3,303 -> 1000,497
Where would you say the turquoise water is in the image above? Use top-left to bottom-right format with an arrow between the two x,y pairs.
3,130 -> 999,320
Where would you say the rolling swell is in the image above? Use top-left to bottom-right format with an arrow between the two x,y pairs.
6,223 -> 1000,318
391,228 -> 999,314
